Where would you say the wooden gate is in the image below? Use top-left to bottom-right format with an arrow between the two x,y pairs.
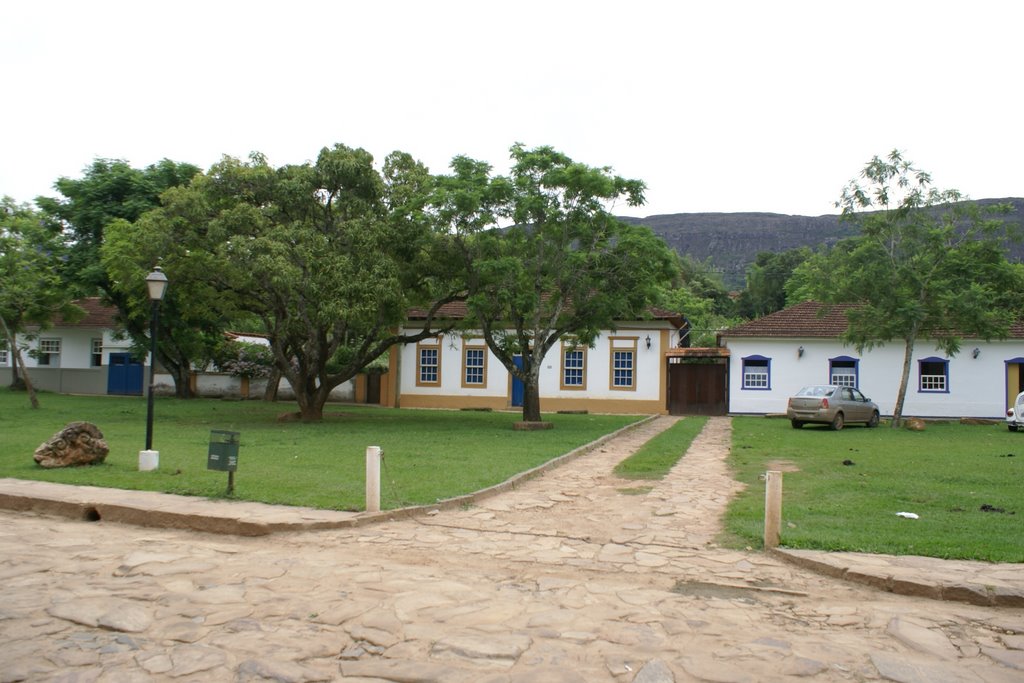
667,358 -> 727,415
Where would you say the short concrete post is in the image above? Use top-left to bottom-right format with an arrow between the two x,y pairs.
764,470 -> 783,549
138,449 -> 159,471
365,446 -> 381,513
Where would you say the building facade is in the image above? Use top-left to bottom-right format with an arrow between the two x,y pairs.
719,301 -> 1024,419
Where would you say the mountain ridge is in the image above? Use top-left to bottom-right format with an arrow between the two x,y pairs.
621,197 -> 1024,289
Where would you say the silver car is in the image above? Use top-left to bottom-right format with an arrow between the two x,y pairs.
787,384 -> 880,430
1006,391 -> 1024,432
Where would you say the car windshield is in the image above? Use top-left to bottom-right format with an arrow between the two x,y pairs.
796,386 -> 834,397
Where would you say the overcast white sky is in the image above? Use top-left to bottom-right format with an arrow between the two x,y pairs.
2,0 -> 1020,218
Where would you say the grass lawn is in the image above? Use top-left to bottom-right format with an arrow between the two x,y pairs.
725,416 -> 1024,562
0,390 -> 643,511
614,416 -> 708,480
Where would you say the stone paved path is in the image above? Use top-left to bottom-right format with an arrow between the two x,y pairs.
2,416 -> 1023,682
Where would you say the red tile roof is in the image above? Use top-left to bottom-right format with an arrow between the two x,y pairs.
720,301 -> 854,338
406,301 -> 685,328
55,298 -> 120,328
723,300 -> 1024,340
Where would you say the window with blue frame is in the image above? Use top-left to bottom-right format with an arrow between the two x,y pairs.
829,356 -> 859,388
918,357 -> 948,392
741,355 -> 771,390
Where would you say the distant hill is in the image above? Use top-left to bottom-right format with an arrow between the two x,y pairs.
622,198 -> 1024,289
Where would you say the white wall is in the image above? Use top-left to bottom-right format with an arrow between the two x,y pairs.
399,326 -> 668,403
724,337 -> 1024,419
12,328 -> 132,369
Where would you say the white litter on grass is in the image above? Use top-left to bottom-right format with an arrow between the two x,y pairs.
896,512 -> 919,519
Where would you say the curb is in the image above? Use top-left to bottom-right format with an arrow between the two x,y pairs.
770,548 -> 1024,608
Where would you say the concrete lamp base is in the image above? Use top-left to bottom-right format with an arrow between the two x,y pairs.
139,450 -> 159,471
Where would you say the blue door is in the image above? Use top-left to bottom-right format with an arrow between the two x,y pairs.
511,355 -> 524,407
107,353 -> 143,395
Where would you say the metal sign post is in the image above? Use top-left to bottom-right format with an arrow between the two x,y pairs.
207,430 -> 240,495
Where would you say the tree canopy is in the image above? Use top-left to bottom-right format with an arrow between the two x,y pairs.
0,197 -> 83,406
789,150 -> 1023,425
736,247 -> 811,319
37,158 -> 200,299
433,144 -> 678,422
115,145 -> 462,420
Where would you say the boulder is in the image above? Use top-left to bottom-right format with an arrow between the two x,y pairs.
34,422 -> 109,468
904,417 -> 926,431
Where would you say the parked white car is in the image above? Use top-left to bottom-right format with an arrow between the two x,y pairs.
1007,391 -> 1024,432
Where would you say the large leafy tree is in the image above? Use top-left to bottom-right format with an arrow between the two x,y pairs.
789,150 -> 1023,426
0,198 -> 83,407
102,213 -> 234,398
433,144 -> 678,423
123,145 -> 461,420
39,158 -> 203,397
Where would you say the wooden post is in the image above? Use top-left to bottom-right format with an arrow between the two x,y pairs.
764,470 -> 783,549
366,446 -> 381,513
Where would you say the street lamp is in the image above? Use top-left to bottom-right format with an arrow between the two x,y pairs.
140,266 -> 168,470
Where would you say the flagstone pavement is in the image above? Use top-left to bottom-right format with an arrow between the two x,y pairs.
1,416 -> 1022,682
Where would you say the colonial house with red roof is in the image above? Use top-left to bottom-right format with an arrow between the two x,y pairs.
718,301 -> 1024,420
384,302 -> 719,415
4,298 -> 140,395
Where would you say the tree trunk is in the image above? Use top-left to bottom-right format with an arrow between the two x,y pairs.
891,337 -> 916,428
263,366 -> 281,401
172,365 -> 193,399
157,354 -> 194,399
291,374 -> 327,422
16,349 -> 39,409
295,389 -> 326,421
0,317 -> 38,408
521,375 -> 543,423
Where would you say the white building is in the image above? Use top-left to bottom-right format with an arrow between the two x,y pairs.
719,301 -> 1024,419
4,298 -> 137,394
389,303 -> 692,415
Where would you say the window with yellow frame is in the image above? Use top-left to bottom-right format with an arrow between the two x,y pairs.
462,340 -> 487,388
416,337 -> 442,386
609,336 -> 637,391
560,339 -> 587,390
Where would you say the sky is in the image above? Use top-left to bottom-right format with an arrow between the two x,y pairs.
2,0 -> 1020,219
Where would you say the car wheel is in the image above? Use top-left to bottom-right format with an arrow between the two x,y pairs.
790,419 -> 803,429
1010,425 -> 1019,433
830,413 -> 845,431
867,411 -> 879,428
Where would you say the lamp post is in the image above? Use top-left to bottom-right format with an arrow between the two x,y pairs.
140,267 -> 168,470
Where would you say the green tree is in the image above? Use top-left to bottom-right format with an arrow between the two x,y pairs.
123,145 -> 461,420
790,150 -> 1023,426
38,158 -> 202,396
102,213 -> 233,398
433,144 -> 678,423
656,253 -> 737,348
37,158 -> 200,298
0,198 -> 83,407
736,247 -> 811,319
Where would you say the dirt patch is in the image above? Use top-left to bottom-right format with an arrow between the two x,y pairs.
766,459 -> 801,473
672,580 -> 762,603
617,486 -> 653,496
